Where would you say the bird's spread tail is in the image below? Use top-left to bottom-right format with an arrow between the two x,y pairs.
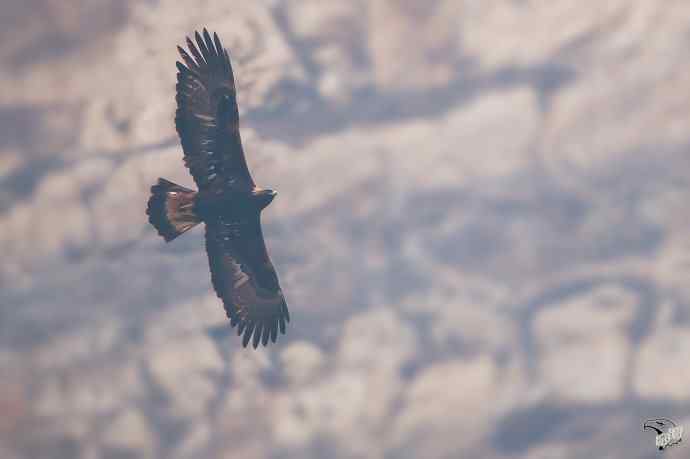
146,178 -> 201,242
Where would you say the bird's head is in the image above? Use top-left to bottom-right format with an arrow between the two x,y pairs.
252,188 -> 277,210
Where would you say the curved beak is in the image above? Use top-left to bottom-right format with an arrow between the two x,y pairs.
644,422 -> 663,435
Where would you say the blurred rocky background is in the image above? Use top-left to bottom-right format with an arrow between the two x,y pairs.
1,1 -> 690,458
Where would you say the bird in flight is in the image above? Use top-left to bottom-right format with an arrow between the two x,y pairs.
146,29 -> 289,348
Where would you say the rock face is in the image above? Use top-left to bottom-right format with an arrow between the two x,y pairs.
2,1 -> 690,458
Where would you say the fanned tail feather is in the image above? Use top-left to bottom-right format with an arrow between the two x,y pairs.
146,178 -> 201,242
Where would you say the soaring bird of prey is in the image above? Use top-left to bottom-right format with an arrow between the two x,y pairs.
146,29 -> 289,348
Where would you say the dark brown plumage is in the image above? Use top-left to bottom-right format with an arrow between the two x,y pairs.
146,29 -> 289,348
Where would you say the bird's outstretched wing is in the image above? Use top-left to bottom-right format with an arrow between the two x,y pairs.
205,214 -> 289,348
175,29 -> 255,191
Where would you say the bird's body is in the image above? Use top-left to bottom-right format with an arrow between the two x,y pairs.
146,29 -> 289,348
193,188 -> 276,221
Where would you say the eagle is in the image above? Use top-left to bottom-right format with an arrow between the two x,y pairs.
146,29 -> 289,348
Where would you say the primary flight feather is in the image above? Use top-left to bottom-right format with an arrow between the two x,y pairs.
146,29 -> 289,348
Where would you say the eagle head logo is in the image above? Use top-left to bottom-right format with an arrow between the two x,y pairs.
643,418 -> 683,451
